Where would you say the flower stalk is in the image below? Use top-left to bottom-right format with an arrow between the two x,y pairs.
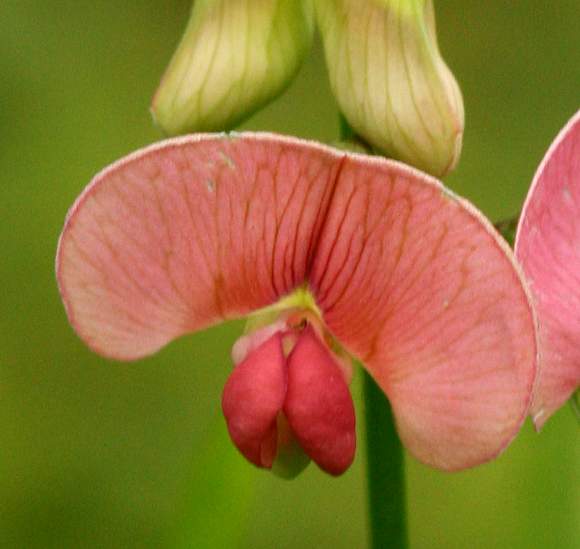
363,370 -> 407,549
339,115 -> 407,548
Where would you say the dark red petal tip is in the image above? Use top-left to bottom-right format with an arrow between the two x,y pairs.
284,326 -> 356,475
222,332 -> 286,468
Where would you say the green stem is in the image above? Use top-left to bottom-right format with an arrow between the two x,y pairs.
363,370 -> 407,549
337,114 -> 407,548
493,215 -> 519,247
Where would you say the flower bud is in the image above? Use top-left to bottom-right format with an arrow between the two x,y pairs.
316,0 -> 464,176
152,0 -> 314,135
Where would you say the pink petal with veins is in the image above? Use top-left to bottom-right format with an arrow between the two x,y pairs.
284,326 -> 355,475
309,157 -> 537,470
515,110 -> 580,429
57,133 -> 537,470
222,332 -> 286,468
57,134 -> 340,360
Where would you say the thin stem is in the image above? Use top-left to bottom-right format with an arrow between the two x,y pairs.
494,214 -> 520,247
339,114 -> 356,141
363,370 -> 407,549
338,114 -> 407,548
570,390 -> 580,424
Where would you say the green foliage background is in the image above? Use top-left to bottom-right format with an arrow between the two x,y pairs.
1,1 -> 578,547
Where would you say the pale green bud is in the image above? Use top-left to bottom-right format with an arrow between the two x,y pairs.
152,0 -> 314,135
316,0 -> 464,176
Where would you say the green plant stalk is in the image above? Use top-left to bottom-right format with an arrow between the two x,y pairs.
338,114 -> 407,548
363,370 -> 407,549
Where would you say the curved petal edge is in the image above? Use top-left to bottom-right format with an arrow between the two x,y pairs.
309,155 -> 538,470
515,110 -> 580,429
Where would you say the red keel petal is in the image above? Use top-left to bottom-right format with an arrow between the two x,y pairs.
222,332 -> 286,468
284,326 -> 356,476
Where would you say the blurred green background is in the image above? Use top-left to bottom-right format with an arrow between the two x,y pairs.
1,1 -> 578,548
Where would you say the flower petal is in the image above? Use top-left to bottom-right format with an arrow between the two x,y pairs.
284,325 -> 356,475
57,134 -> 537,470
316,0 -> 464,176
57,134 -> 341,359
515,110 -> 580,429
309,157 -> 538,470
151,0 -> 314,135
221,332 -> 286,468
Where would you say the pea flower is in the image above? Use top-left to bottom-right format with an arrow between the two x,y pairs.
56,134 -> 537,475
152,0 -> 463,177
515,110 -> 580,428
316,0 -> 464,176
151,0 -> 315,135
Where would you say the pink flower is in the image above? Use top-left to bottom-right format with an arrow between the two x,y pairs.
515,110 -> 580,429
56,134 -> 537,474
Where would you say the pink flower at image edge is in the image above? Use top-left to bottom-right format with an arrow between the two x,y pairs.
515,110 -> 580,429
